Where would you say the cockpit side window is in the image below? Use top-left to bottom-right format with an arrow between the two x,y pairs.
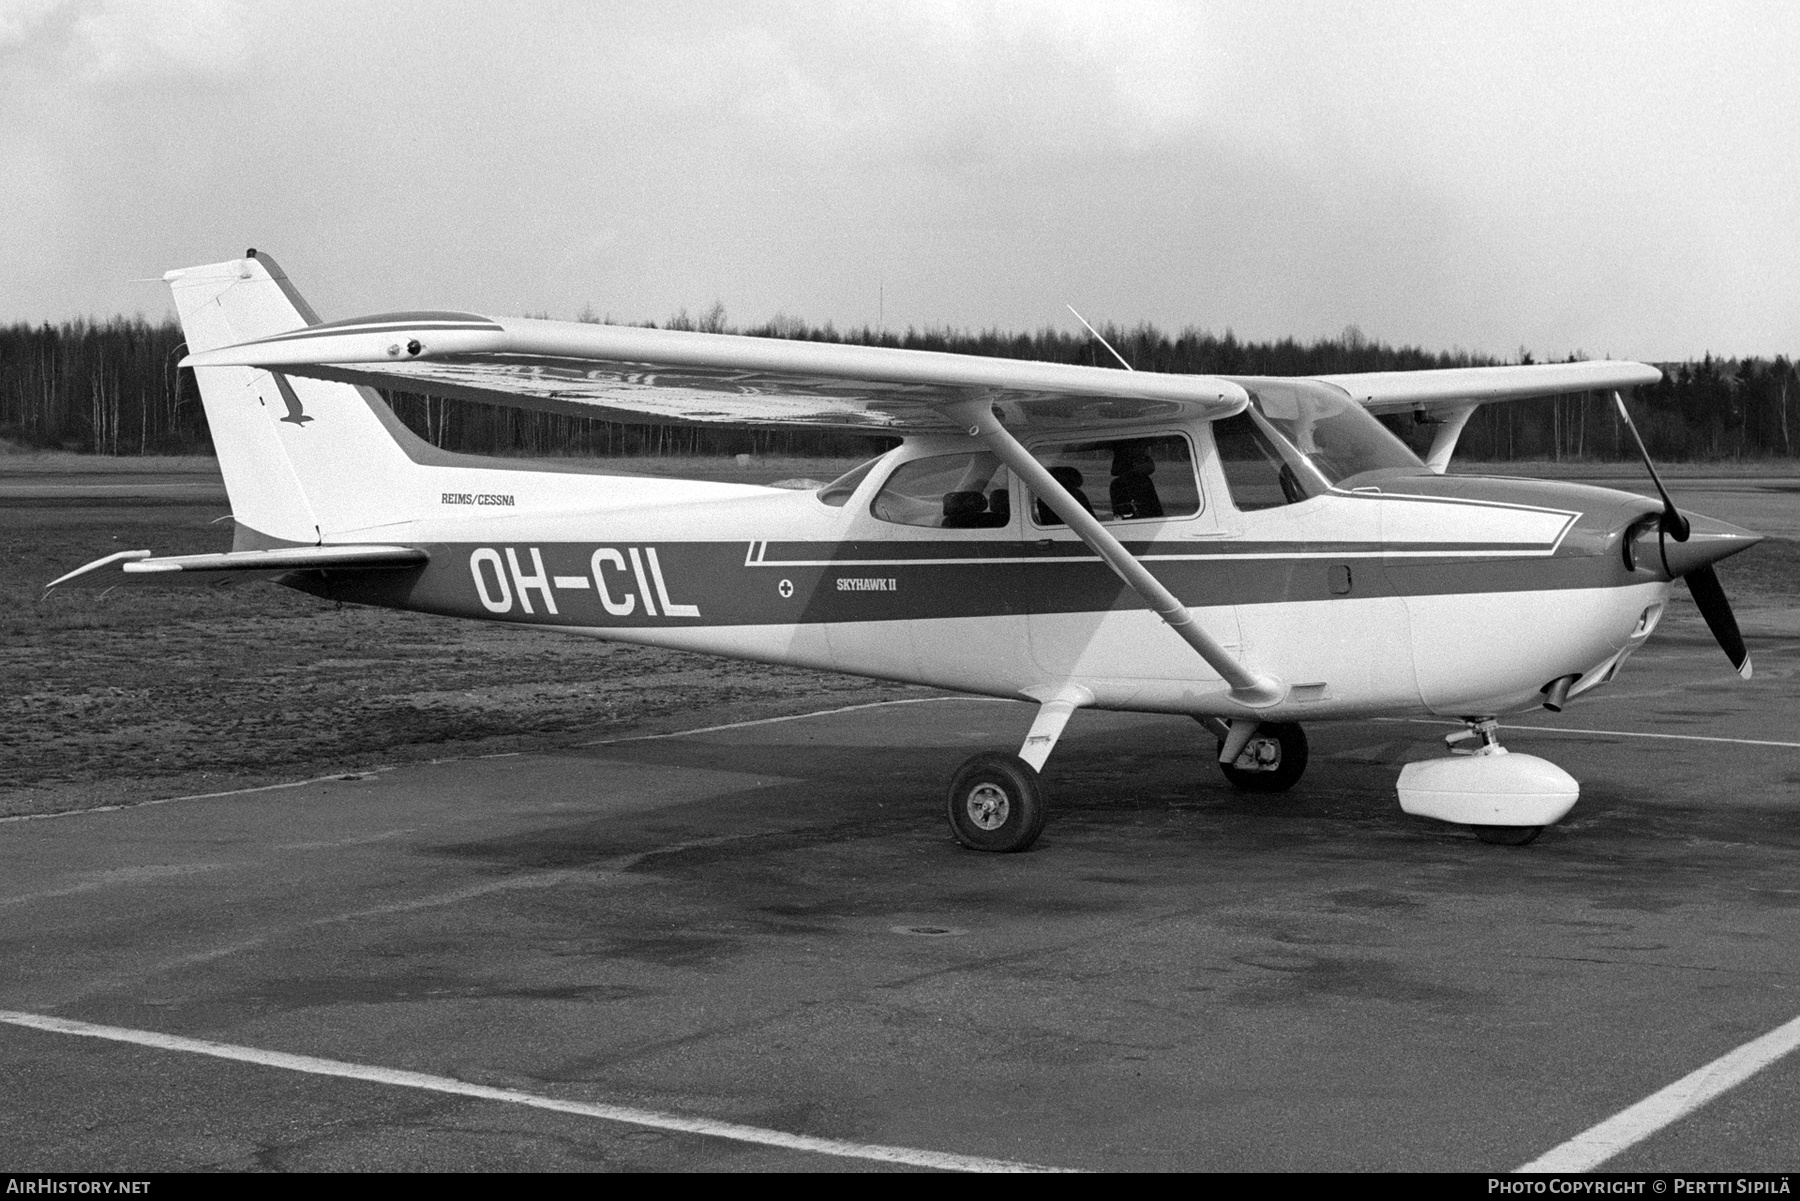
870,452 -> 1012,529
1211,411 -> 1316,510
1248,382 -> 1427,488
1212,383 -> 1429,512
1029,434 -> 1199,527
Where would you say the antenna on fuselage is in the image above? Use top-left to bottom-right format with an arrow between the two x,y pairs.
1066,304 -> 1134,372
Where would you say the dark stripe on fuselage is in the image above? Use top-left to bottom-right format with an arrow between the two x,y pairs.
299,529 -> 1663,628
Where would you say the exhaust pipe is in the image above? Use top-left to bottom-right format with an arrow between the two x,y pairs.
1541,674 -> 1577,712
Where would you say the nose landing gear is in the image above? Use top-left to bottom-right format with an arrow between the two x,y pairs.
1397,717 -> 1579,845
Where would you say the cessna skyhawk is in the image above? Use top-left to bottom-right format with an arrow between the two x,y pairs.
51,252 -> 1761,849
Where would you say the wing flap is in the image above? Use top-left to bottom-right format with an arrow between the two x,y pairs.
182,313 -> 1250,431
48,545 -> 428,590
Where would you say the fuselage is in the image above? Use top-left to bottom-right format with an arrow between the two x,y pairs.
294,426 -> 1682,725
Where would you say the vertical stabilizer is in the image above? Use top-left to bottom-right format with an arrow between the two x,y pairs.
167,252 -> 425,545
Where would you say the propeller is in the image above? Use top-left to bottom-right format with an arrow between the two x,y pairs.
1684,562 -> 1751,680
1612,391 -> 1753,679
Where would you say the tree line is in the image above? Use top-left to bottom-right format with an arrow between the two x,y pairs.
1,312 -> 1792,462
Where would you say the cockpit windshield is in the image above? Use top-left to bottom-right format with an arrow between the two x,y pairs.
1246,380 -> 1427,490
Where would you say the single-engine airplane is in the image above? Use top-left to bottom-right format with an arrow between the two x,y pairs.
51,251 -> 1763,849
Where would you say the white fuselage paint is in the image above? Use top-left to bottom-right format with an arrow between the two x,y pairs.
430,435 -> 1668,725
1403,582 -> 1668,715
569,588 -> 1659,722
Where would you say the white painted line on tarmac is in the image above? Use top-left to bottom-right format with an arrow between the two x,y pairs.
1505,724 -> 1800,749
580,695 -> 1016,746
0,768 -> 396,825
1517,1011 -> 1800,1172
1375,717 -> 1800,750
0,1010 -> 1071,1173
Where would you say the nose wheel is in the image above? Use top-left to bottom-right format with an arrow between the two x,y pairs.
1474,825 -> 1542,846
947,752 -> 1048,853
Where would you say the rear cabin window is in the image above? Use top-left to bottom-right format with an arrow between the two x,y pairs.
870,452 -> 1012,529
1029,435 -> 1199,526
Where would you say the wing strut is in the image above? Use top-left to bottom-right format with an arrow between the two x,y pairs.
947,400 -> 1285,708
1422,403 -> 1478,473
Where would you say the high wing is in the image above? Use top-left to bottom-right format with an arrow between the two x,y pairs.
47,546 -> 429,590
1317,360 -> 1663,415
1308,359 -> 1664,472
182,312 -> 1250,433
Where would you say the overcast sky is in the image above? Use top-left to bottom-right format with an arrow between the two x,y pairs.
2,0 -> 1795,360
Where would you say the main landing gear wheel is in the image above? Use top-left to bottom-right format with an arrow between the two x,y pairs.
1218,722 -> 1309,793
1474,825 -> 1543,847
947,752 -> 1048,853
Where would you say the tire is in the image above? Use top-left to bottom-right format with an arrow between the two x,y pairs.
946,752 -> 1049,853
1217,722 -> 1309,793
1474,824 -> 1543,846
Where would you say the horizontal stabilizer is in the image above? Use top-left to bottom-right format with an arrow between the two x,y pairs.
47,545 -> 428,590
